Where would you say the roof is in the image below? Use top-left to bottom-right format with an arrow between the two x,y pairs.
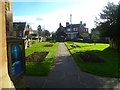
13,22 -> 26,31
65,24 -> 81,28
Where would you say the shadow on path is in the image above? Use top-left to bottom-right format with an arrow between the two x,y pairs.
24,43 -> 119,88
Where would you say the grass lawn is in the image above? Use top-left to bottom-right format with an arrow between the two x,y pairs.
25,42 -> 59,76
65,42 -> 119,78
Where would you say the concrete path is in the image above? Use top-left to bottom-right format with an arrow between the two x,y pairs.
24,42 -> 119,88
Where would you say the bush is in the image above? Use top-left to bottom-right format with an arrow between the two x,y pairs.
49,40 -> 56,43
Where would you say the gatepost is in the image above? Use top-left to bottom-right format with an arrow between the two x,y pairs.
0,0 -> 26,88
0,0 -> 15,88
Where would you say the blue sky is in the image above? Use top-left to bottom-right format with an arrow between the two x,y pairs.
13,2 -> 73,16
12,0 -> 119,32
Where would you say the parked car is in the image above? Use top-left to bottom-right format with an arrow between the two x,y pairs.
76,38 -> 83,41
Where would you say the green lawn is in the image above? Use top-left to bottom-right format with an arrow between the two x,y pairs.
25,42 -> 59,76
65,42 -> 119,78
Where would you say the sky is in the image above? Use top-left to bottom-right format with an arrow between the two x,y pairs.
12,0 -> 120,33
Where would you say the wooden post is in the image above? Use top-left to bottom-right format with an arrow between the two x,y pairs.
0,0 -> 15,88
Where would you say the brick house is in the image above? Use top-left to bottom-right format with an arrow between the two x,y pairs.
56,21 -> 89,41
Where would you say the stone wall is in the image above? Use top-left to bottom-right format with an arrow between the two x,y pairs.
0,1 -> 15,88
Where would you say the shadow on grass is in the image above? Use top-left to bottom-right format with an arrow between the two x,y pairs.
69,44 -> 93,50
43,44 -> 53,47
72,47 -> 119,78
77,51 -> 105,63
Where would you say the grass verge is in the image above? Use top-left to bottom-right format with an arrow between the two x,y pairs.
25,42 -> 59,76
65,42 -> 119,78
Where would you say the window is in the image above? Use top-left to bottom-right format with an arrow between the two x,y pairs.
73,28 -> 77,31
67,28 -> 70,31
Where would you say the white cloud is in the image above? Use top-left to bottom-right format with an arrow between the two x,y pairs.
13,0 -> 120,32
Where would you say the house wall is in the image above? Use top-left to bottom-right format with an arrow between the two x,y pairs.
66,32 -> 78,39
65,24 -> 88,40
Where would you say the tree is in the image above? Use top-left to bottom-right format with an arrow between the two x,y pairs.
95,2 -> 120,50
43,30 -> 50,37
99,2 -> 118,35
37,25 -> 42,42
91,28 -> 99,45
37,25 -> 42,35
100,2 -> 118,22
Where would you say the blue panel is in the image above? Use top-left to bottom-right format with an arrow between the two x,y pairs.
11,44 -> 23,78
11,44 -> 22,63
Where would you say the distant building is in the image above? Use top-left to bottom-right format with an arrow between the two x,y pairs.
56,23 -> 67,42
13,22 -> 26,37
29,30 -> 38,39
65,21 -> 89,40
13,22 -> 38,39
56,21 -> 89,41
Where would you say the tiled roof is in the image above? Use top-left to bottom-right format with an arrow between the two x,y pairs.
13,22 -> 26,31
65,24 -> 81,28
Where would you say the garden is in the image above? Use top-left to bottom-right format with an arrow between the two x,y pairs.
65,42 -> 119,78
25,41 -> 119,77
25,42 -> 59,76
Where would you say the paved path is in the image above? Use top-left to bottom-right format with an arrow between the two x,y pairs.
24,43 -> 119,88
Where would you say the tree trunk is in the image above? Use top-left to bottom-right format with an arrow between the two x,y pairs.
110,37 -> 120,51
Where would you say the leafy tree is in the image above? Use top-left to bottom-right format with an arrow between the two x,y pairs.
95,2 -> 120,50
51,32 -> 56,40
99,2 -> 118,35
100,2 -> 118,22
37,25 -> 42,35
91,28 -> 99,44
43,30 -> 50,37
37,25 -> 42,41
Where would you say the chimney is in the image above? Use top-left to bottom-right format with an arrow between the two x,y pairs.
66,22 -> 69,27
59,23 -> 62,27
80,21 -> 82,25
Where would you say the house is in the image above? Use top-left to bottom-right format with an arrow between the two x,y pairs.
13,22 -> 37,39
29,30 -> 38,40
65,21 -> 89,40
13,22 -> 26,37
56,23 -> 67,42
56,21 -> 89,41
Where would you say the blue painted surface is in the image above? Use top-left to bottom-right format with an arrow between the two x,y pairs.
11,44 -> 23,78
